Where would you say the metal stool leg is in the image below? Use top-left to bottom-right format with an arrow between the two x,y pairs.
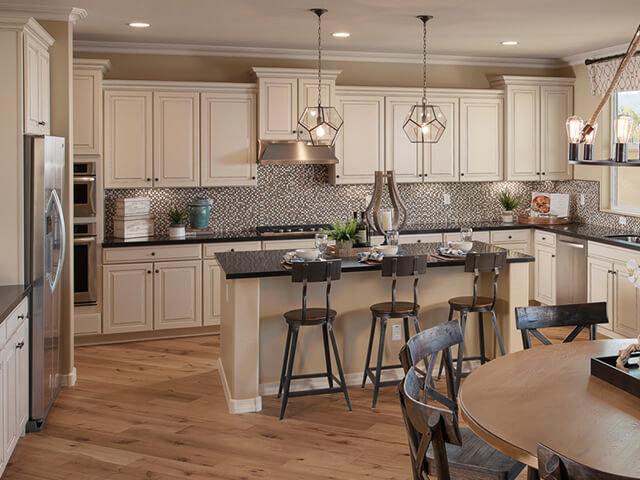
478,312 -> 486,364
490,309 -> 506,356
278,325 -> 292,398
372,316 -> 388,408
412,315 -> 420,334
280,325 -> 299,420
403,317 -> 410,342
362,313 -> 377,388
437,306 -> 455,380
455,311 -> 468,392
322,323 -> 334,388
328,320 -> 352,412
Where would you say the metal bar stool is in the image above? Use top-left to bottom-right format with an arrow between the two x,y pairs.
277,259 -> 351,420
438,251 -> 507,391
362,255 -> 427,408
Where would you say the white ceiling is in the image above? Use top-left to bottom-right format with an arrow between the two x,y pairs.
9,0 -> 640,60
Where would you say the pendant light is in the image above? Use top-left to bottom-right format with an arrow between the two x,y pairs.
297,8 -> 343,146
403,15 -> 446,143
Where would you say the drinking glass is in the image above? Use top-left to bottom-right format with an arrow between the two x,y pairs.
460,227 -> 473,242
385,230 -> 399,246
315,233 -> 329,259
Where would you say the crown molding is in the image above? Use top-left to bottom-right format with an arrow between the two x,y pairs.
73,58 -> 112,73
73,39 -> 564,68
0,4 -> 87,24
562,43 -> 629,66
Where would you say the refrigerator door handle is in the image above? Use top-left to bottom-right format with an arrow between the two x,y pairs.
46,189 -> 66,293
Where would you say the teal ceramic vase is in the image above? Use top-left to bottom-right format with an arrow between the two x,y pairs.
188,197 -> 213,229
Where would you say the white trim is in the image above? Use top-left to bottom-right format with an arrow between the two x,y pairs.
562,43 -> 630,67
60,368 -> 77,387
0,4 -> 87,24
73,58 -> 111,73
336,85 -> 505,97
251,67 -> 341,80
488,75 -> 576,88
103,79 -> 256,93
73,39 -> 563,68
218,358 -> 262,414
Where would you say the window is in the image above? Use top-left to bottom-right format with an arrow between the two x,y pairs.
610,90 -> 640,215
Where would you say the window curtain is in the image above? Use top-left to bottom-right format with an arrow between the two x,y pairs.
587,55 -> 640,95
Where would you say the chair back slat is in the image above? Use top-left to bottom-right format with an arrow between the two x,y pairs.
382,255 -> 427,277
537,443 -> 635,480
291,260 -> 341,283
464,251 -> 507,273
516,302 -> 608,350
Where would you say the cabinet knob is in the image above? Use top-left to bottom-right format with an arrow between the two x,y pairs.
542,172 -> 546,175
292,130 -> 297,134
155,269 -> 159,274
154,178 -> 159,182
536,172 -> 540,175
336,175 -> 340,178
147,270 -> 151,274
146,178 -> 151,182
551,254 -> 556,258
17,314 -> 24,320
251,176 -> 256,180
230,248 -> 235,252
151,252 -> 156,256
16,341 -> 24,350
38,121 -> 46,126
417,240 -> 422,243
460,173 -> 465,176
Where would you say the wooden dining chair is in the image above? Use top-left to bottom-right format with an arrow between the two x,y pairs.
399,320 -> 463,412
515,302 -> 608,350
537,443 -> 635,480
399,366 -> 525,480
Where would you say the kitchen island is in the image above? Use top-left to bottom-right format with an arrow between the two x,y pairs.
215,241 -> 534,413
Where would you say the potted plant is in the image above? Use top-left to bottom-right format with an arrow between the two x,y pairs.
168,208 -> 189,238
498,191 -> 521,223
325,220 -> 358,249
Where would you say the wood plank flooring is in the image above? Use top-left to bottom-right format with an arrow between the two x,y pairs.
3,326 -> 604,479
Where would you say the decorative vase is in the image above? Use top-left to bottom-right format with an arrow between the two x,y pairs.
335,239 -> 353,250
502,210 -> 514,223
188,197 -> 213,229
169,224 -> 186,238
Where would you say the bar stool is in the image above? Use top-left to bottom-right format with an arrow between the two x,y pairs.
277,259 -> 351,420
362,255 -> 427,408
438,251 -> 507,391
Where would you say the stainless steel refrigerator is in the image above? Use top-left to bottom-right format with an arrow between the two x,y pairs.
23,135 -> 66,432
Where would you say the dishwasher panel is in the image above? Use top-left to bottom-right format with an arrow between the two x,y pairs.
556,235 -> 587,304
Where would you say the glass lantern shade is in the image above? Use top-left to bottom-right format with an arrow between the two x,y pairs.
403,103 -> 446,143
297,106 -> 343,146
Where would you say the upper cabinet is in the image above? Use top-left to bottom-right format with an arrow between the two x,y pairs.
251,68 -> 339,141
423,95 -> 459,183
73,59 -> 111,156
490,76 -> 574,181
23,25 -> 53,135
385,96 -> 422,183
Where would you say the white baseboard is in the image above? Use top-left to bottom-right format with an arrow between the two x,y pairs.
60,367 -> 77,387
218,358 -> 262,414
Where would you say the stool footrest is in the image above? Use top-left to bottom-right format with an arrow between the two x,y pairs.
288,386 -> 346,398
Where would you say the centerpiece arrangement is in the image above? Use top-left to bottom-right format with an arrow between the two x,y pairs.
168,208 -> 189,238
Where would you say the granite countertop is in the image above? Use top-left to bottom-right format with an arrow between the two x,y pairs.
0,284 -> 30,325
215,241 -> 534,279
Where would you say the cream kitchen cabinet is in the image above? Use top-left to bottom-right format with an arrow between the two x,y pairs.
534,231 -> 556,305
103,263 -> 154,333
154,91 -> 200,187
490,229 -> 531,254
201,90 -> 257,186
459,96 -> 504,182
73,59 -> 110,155
587,255 -> 614,331
385,96 -> 422,182
423,96 -> 459,182
262,239 -> 317,250
154,260 -> 202,330
24,33 -> 51,135
490,76 -> 574,181
445,231 -> 491,244
104,90 -> 153,188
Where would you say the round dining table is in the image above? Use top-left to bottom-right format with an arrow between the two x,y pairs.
458,339 -> 640,477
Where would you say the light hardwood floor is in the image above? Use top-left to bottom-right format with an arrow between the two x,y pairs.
3,326 -> 602,479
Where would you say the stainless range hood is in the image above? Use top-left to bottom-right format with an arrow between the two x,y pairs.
257,140 -> 338,165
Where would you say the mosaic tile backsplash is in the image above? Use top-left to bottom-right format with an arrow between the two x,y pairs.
104,165 -> 636,236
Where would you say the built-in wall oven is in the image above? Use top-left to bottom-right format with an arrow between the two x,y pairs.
73,162 -> 96,218
74,223 -> 98,305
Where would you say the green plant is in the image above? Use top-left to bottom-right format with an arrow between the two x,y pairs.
168,207 -> 189,225
498,191 -> 522,211
325,220 -> 358,241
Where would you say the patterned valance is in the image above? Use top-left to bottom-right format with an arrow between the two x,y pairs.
587,55 -> 640,95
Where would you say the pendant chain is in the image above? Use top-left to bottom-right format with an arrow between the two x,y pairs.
422,19 -> 427,105
317,12 -> 322,108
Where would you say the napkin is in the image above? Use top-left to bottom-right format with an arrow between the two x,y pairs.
436,246 -> 466,257
357,250 -> 385,263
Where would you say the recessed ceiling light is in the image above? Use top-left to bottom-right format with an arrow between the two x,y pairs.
128,22 -> 150,28
500,41 -> 518,46
332,32 -> 350,38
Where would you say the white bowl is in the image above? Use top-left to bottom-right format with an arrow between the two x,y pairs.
449,241 -> 473,253
295,248 -> 321,261
376,245 -> 399,256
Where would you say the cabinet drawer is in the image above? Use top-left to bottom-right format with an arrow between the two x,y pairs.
588,241 -> 640,264
400,233 -> 443,244
103,244 -> 202,264
203,241 -> 261,259
5,298 -> 28,341
491,229 -> 530,243
534,230 -> 556,247
75,312 -> 102,336
262,239 -> 317,250
444,231 -> 491,243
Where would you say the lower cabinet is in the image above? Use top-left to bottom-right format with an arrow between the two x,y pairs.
534,242 -> 556,305
203,260 -> 222,326
103,263 -> 154,334
154,261 -> 202,330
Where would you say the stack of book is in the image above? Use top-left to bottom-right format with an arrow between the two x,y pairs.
113,197 -> 154,238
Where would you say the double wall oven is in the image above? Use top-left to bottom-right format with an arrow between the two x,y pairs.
73,162 -> 98,306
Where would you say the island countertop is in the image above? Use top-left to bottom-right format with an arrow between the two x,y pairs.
215,241 -> 534,279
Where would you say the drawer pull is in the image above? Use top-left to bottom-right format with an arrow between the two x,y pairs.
151,252 -> 156,256
38,121 -> 46,126
508,235 -> 512,239
17,314 -> 24,320
16,341 -> 24,350
230,248 -> 235,252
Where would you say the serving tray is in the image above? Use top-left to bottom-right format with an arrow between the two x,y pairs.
590,352 -> 640,399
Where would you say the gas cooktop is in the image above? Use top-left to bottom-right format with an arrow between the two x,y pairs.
256,224 -> 330,237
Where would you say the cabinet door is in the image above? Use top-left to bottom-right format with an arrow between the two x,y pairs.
262,239 -> 317,250
258,78 -> 297,140
14,322 -> 28,432
587,256 -> 614,331
613,260 -> 640,337
298,79 -> 333,116
153,91 -> 200,187
2,341 -> 17,460
424,97 -> 459,182
333,95 -> 384,184
506,86 -> 540,180
38,49 -> 50,135
201,92 -> 257,186
385,97 -> 422,182
103,263 -> 153,333
73,70 -> 101,155
203,259 -> 222,326
541,86 -> 573,180
154,260 -> 202,330
534,244 -> 556,305
460,97 -> 503,182
104,90 -> 153,188
24,36 -> 42,135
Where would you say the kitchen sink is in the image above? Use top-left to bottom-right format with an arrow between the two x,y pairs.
604,234 -> 640,244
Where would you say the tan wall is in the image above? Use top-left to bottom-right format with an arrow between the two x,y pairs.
74,51 -> 566,88
40,20 -> 75,378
